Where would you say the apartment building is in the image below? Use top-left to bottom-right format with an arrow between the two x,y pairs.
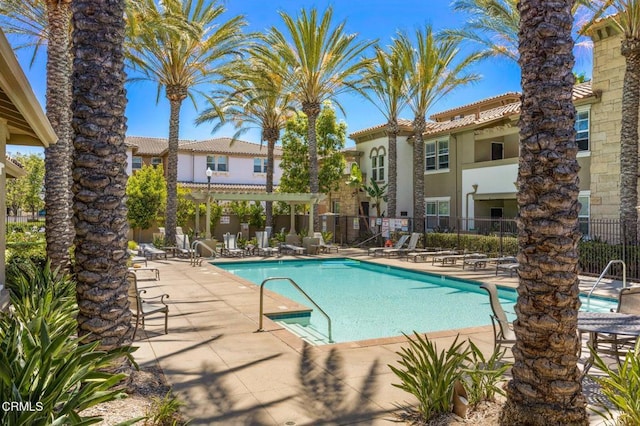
125,136 -> 284,191
349,17 -> 628,234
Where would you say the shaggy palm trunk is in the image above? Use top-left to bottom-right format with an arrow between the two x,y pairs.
412,117 -> 426,233
264,127 -> 279,229
303,101 -> 321,231
387,120 -> 398,218
45,0 -> 73,271
500,0 -> 587,424
71,0 -> 131,350
619,38 -> 640,244
165,86 -> 186,248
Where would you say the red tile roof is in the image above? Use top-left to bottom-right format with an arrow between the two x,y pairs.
126,136 -> 283,157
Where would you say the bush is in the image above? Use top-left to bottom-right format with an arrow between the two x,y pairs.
462,341 -> 510,406
425,233 -> 518,256
0,261 -> 136,425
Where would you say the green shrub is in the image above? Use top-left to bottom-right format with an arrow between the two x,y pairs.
0,261 -> 136,425
462,341 -> 510,406
591,341 -> 640,425
424,233 -> 518,256
389,333 -> 469,421
145,391 -> 186,426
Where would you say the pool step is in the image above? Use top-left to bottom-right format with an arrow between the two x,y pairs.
278,321 -> 332,345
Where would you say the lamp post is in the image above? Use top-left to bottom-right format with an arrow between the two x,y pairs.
205,167 -> 213,239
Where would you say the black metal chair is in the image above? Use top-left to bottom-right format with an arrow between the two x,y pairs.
127,272 -> 169,339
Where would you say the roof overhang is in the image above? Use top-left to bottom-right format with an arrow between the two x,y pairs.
474,192 -> 516,201
186,191 -> 326,204
0,30 -> 56,147
5,158 -> 25,178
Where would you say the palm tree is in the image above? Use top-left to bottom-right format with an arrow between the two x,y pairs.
395,27 -> 480,233
440,0 -> 593,62
0,0 -> 74,271
125,0 -> 246,247
196,49 -> 294,229
501,0 -> 588,423
71,0 -> 131,350
259,7 -> 373,231
355,44 -> 410,218
586,0 -> 640,243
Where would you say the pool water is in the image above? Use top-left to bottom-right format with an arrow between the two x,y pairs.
215,258 -> 617,344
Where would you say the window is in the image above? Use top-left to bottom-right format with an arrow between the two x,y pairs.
575,108 -> 590,151
426,140 -> 449,171
578,193 -> 590,235
151,157 -> 162,167
254,158 -> 267,173
425,199 -> 450,229
132,156 -> 142,170
370,147 -> 386,181
491,142 -> 504,161
206,155 -> 229,172
332,201 -> 340,214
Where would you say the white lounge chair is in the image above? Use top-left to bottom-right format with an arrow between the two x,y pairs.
176,234 -> 196,258
139,243 -> 167,260
313,232 -> 339,253
368,234 -> 410,257
256,231 -> 279,256
385,232 -> 421,258
223,232 -> 245,257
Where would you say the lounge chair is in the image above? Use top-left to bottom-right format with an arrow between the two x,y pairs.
479,282 -> 516,354
386,232 -> 421,258
222,232 -> 245,257
432,252 -> 486,266
313,232 -> 339,253
279,242 -> 306,255
127,272 -> 169,339
495,258 -> 520,277
256,231 -> 279,256
128,249 -> 148,267
404,248 -> 451,263
139,243 -> 167,260
368,234 -> 409,257
176,234 -> 196,258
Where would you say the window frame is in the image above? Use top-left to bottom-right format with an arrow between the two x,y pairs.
369,147 -> 386,182
151,157 -> 162,167
575,106 -> 590,151
425,140 -> 449,172
254,157 -> 267,173
425,198 -> 451,229
132,156 -> 142,170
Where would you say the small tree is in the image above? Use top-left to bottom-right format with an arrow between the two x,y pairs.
363,177 -> 388,217
6,154 -> 45,218
126,165 -> 167,240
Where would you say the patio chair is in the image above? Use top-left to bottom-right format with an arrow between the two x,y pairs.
128,249 -> 147,267
256,231 -> 279,256
176,234 -> 196,258
313,232 -> 339,253
139,243 -> 167,260
127,272 -> 169,339
479,282 -> 516,353
592,286 -> 640,361
386,232 -> 421,258
222,232 -> 245,257
368,234 -> 409,257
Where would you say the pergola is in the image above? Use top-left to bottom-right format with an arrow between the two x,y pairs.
186,191 -> 326,236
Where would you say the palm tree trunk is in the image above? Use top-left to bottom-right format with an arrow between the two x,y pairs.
72,0 -> 131,350
303,102 -> 321,231
45,0 -> 73,271
387,120 -> 398,218
501,0 -> 587,423
619,38 -> 640,244
264,129 -> 278,229
165,86 -> 186,248
412,118 -> 426,233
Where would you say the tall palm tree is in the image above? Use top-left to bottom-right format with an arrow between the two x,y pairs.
586,0 -> 640,243
196,50 -> 294,229
260,7 -> 373,231
440,0 -> 593,62
501,0 -> 588,423
125,0 -> 246,247
396,27 -> 480,233
71,0 -> 131,350
0,0 -> 75,271
355,44 -> 410,218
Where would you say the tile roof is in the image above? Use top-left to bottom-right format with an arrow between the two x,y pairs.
348,118 -> 414,138
351,81 -> 596,139
179,182 -> 274,192
126,136 -> 283,157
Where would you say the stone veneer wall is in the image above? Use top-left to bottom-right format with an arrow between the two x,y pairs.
589,28 -> 626,219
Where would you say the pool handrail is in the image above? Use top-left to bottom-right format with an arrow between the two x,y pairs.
586,259 -> 626,309
190,240 -> 216,266
257,277 -> 333,343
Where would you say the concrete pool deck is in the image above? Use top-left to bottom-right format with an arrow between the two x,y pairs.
130,249 -> 621,425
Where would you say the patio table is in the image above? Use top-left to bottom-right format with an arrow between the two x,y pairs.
578,311 -> 640,376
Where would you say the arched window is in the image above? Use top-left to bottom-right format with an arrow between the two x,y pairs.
370,147 -> 386,181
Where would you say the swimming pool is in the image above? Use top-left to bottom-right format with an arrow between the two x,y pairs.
215,258 -> 617,344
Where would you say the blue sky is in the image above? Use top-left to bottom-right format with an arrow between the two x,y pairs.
8,0 -> 593,156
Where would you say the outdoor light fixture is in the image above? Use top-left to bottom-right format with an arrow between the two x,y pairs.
205,167 -> 213,239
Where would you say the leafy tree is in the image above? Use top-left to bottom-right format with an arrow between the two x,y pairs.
363,178 -> 388,218
125,0 -> 246,247
126,165 -> 167,234
176,184 -> 195,229
501,0 -> 587,423
5,154 -> 45,217
279,103 -> 347,197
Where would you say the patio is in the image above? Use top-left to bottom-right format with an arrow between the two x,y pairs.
131,249 -> 621,425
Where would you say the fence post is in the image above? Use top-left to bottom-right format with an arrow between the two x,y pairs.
499,218 -> 504,257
